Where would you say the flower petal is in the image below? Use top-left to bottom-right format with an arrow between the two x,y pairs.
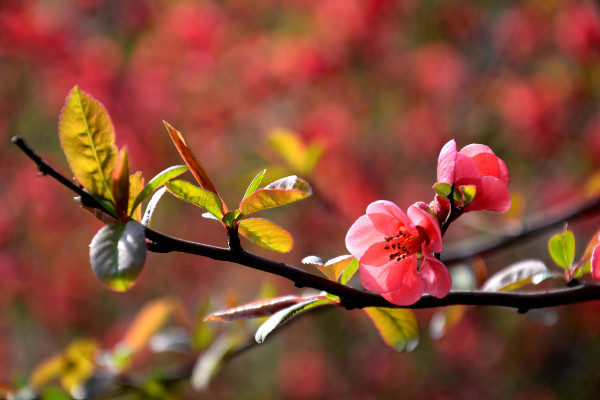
345,214 -> 381,259
453,153 -> 482,183
466,175 -> 511,212
407,204 -> 442,253
437,140 -> 457,183
359,257 -> 424,306
361,240 -> 395,267
419,250 -> 452,299
592,244 -> 600,280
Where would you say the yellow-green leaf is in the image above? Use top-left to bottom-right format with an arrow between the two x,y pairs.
238,218 -> 293,253
302,254 -> 353,281
239,175 -> 311,215
267,128 -> 323,175
128,171 -> 144,221
549,230 -> 575,269
166,179 -> 224,220
205,295 -> 330,321
363,308 -> 419,352
59,86 -> 117,200
129,165 -> 188,217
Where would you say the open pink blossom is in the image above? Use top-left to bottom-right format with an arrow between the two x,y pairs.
592,243 -> 600,281
434,140 -> 511,215
345,200 -> 452,306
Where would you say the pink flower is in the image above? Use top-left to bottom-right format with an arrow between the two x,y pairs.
592,243 -> 600,281
435,140 -> 511,215
345,200 -> 452,306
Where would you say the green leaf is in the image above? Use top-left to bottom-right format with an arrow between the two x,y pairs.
549,230 -> 576,269
266,128 -> 324,174
340,257 -> 359,285
89,220 -> 147,292
255,298 -> 334,343
222,210 -> 241,227
302,255 -> 353,281
459,185 -> 477,207
192,333 -> 244,391
243,169 -> 267,199
238,218 -> 293,253
58,86 -> 117,200
239,175 -> 312,215
166,179 -> 224,220
130,165 -> 188,216
205,294 -> 331,321
363,308 -> 419,352
481,259 -> 555,292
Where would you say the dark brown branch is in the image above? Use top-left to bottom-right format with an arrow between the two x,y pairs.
14,136 -> 600,313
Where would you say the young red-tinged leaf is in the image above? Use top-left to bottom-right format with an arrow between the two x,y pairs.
267,128 -> 323,175
239,175 -> 312,215
481,259 -> 556,292
192,333 -> 244,391
120,297 -> 175,354
166,179 -> 224,221
243,169 -> 267,199
205,294 -> 331,321
142,187 -> 167,227
340,257 -> 359,285
128,171 -> 144,221
238,218 -> 293,253
130,165 -> 188,216
363,308 -> 419,352
255,298 -> 336,343
429,306 -> 468,340
89,220 -> 147,292
549,230 -> 576,269
302,255 -> 353,281
59,86 -> 117,201
112,148 -> 130,221
163,122 -> 224,210
30,339 -> 98,393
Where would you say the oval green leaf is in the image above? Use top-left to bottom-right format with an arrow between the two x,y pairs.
239,175 -> 312,215
549,230 -> 575,269
130,165 -> 188,215
89,220 -> 147,292
363,307 -> 419,352
166,179 -> 224,220
340,257 -> 359,285
238,218 -> 293,253
59,86 -> 117,200
255,298 -> 335,343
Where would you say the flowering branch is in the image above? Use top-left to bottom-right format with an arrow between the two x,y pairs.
13,136 -> 600,313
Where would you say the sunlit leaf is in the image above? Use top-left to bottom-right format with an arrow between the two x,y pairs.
120,297 -> 175,354
205,294 -> 331,321
243,169 -> 267,199
166,179 -> 224,220
481,259 -> 554,292
429,306 -> 468,340
89,220 -> 147,292
142,187 -> 167,227
549,230 -> 575,269
222,210 -> 241,228
432,182 -> 461,204
302,255 -> 353,281
128,172 -> 144,221
111,148 -> 130,220
58,86 -> 117,200
459,185 -> 476,207
163,121 -> 223,203
255,298 -> 335,343
40,386 -> 70,400
238,218 -> 293,253
239,175 -> 312,215
130,165 -> 188,216
267,128 -> 323,174
363,308 -> 419,352
192,333 -> 244,391
340,257 -> 359,285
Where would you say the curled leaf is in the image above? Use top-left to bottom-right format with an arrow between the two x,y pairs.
238,218 -> 293,253
302,254 -> 353,281
59,86 -> 117,200
255,298 -> 335,343
142,187 -> 167,227
205,294 -> 330,321
89,220 -> 147,292
239,176 -> 312,215
243,169 -> 267,199
481,259 -> 554,292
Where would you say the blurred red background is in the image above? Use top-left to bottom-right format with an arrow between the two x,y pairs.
2,0 -> 600,398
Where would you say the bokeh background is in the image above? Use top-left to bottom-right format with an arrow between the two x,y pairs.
2,0 -> 600,398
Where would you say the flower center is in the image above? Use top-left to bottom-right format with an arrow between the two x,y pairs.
383,226 -> 426,262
